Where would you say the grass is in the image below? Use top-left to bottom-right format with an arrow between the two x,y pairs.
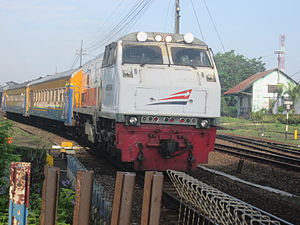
218,117 -> 300,146
11,126 -> 52,149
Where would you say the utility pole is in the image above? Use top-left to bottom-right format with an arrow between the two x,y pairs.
175,0 -> 180,34
79,40 -> 83,67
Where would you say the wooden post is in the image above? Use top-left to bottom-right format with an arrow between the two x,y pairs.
40,166 -> 60,225
141,171 -> 164,225
111,172 -> 136,225
73,170 -> 94,225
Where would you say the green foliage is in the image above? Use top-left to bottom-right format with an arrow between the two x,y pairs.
283,82 -> 300,103
0,120 -> 13,144
57,188 -> 75,224
221,96 -> 237,117
277,106 -> 285,114
0,120 -> 20,180
0,187 -> 74,225
250,109 -> 268,121
12,146 -> 47,185
277,114 -> 300,125
214,50 -> 266,93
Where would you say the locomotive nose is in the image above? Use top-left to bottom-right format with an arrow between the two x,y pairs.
159,139 -> 179,158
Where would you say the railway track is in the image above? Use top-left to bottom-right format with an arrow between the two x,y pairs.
217,134 -> 300,154
5,116 -> 298,224
216,134 -> 300,171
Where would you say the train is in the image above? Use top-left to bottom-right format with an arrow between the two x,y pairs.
2,32 -> 221,171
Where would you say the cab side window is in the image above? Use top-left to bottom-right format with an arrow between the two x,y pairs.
102,42 -> 117,68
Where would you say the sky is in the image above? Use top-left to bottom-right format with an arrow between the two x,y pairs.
0,0 -> 300,85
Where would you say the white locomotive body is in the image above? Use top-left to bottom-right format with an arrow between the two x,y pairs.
75,32 -> 220,171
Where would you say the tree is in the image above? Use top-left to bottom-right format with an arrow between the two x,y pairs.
284,82 -> 300,102
214,50 -> 266,116
214,50 -> 266,93
283,82 -> 300,110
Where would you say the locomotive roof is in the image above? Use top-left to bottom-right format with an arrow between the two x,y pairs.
28,68 -> 79,86
119,32 -> 207,46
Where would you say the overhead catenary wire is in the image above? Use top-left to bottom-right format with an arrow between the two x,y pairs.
163,0 -> 173,32
190,0 -> 205,42
290,70 -> 300,77
203,0 -> 226,52
70,55 -> 80,69
86,0 -> 153,53
85,0 -> 145,51
84,0 -> 125,49
91,0 -> 153,52
122,0 -> 154,36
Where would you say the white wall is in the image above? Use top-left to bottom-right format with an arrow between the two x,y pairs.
252,71 -> 295,112
295,96 -> 300,114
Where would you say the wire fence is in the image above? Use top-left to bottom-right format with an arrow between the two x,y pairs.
67,156 -> 112,225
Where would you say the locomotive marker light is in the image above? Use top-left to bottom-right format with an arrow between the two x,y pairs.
165,35 -> 173,42
137,32 -> 148,42
155,34 -> 163,42
184,33 -> 194,43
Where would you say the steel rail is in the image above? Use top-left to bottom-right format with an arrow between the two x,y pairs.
217,136 -> 300,160
217,134 -> 300,154
215,143 -> 300,171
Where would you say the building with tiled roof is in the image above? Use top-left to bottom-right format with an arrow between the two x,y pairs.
224,69 -> 298,117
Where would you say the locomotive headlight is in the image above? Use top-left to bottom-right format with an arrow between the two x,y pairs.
129,116 -> 138,126
206,73 -> 216,82
184,33 -> 194,43
200,119 -> 209,128
123,68 -> 133,78
165,35 -> 173,42
155,34 -> 163,42
137,32 -> 148,42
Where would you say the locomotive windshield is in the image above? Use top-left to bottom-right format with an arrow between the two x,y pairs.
171,47 -> 211,67
123,45 -> 163,65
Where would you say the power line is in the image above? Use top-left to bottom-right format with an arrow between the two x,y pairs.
286,56 -> 300,64
203,0 -> 225,52
163,0 -> 173,32
85,0 -> 125,48
190,0 -> 205,42
290,70 -> 300,77
86,0 -> 153,53
70,55 -> 80,69
123,0 -> 154,35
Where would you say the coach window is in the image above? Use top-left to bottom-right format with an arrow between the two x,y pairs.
43,91 -> 45,102
57,89 -> 60,101
102,42 -> 116,68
